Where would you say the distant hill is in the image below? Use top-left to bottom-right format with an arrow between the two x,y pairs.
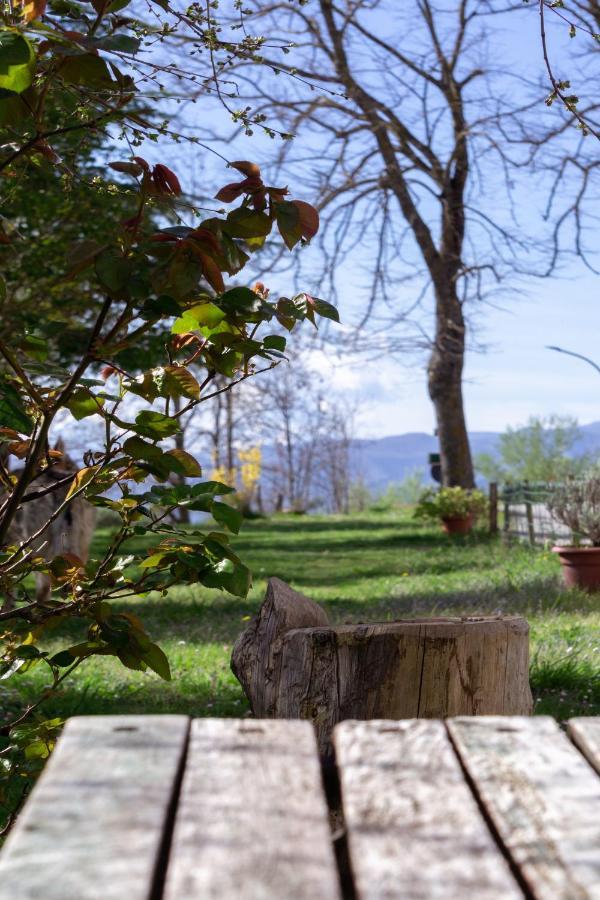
351,421 -> 600,491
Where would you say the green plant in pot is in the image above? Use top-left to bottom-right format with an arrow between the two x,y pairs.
548,478 -> 600,591
414,487 -> 488,535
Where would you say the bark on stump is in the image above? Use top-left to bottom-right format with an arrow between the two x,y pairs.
231,578 -> 533,756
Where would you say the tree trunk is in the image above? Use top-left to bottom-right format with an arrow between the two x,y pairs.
427,284 -> 474,488
232,580 -> 532,757
231,577 -> 329,719
225,390 -> 235,475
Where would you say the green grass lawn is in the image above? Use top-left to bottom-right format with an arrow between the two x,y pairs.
5,511 -> 600,725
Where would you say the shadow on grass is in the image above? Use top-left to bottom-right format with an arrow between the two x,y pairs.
235,531 -> 494,555
14,671 -> 249,721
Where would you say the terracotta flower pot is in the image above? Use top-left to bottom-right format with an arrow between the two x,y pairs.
441,514 -> 473,535
552,545 -> 600,592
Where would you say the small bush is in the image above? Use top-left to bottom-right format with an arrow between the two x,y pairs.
414,486 -> 488,521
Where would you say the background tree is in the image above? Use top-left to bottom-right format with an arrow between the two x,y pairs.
214,0 -> 599,487
255,356 -> 355,513
475,415 -> 590,483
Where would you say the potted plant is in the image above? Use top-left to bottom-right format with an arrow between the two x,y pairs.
414,486 -> 488,535
548,478 -> 600,591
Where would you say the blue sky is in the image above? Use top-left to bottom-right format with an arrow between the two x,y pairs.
317,262 -> 600,438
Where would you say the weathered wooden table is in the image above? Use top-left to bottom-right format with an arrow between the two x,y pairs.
0,716 -> 598,899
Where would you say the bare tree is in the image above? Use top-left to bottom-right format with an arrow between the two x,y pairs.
314,404 -> 354,513
254,357 -> 355,512
210,0 -> 599,487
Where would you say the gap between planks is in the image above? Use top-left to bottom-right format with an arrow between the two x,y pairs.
447,716 -> 600,900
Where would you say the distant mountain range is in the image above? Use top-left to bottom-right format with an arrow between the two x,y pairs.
351,421 -> 600,491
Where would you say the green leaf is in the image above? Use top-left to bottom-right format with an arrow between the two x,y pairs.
117,649 -> 147,671
67,388 -> 104,420
217,287 -> 261,315
262,334 -> 287,352
141,642 -> 171,680
172,301 -> 225,334
224,207 -> 272,239
123,435 -> 163,462
65,464 -> 100,499
122,436 -> 176,481
274,201 -> 302,250
95,247 -> 132,294
24,739 -> 52,760
123,370 -> 160,402
202,558 -> 251,596
139,551 -> 169,569
212,500 -> 243,534
0,88 -> 32,126
134,410 -> 181,439
166,448 -> 202,476
21,334 -> 47,362
13,645 -> 40,659
308,295 -> 340,323
50,650 -> 76,667
142,295 -> 182,318
105,0 -> 133,11
95,34 -> 140,53
0,378 -> 34,434
163,365 -> 200,400
60,53 -> 114,90
158,255 -> 202,300
0,31 -> 35,95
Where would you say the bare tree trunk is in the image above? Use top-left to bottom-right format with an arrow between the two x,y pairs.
225,390 -> 234,474
427,285 -> 474,488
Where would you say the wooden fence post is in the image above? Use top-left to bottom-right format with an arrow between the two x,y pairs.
489,482 -> 498,535
503,483 -> 510,539
524,480 -> 535,545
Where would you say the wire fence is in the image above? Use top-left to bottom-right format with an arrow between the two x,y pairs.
491,482 -> 572,546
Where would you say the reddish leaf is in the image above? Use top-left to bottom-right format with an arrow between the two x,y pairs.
121,213 -> 142,231
150,232 -> 181,243
109,160 -> 145,176
152,164 -> 182,196
292,200 -> 319,240
171,333 -> 199,351
20,0 -> 47,22
196,250 -> 225,293
215,182 -> 247,204
230,160 -> 261,177
132,155 -> 150,172
7,440 -> 30,459
188,228 -> 221,255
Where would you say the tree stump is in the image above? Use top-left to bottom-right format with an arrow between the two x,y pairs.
231,578 -> 533,756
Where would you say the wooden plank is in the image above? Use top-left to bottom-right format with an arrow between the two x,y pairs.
0,715 -> 189,900
568,717 -> 600,775
448,716 -> 600,899
334,719 -> 521,899
163,718 -> 341,900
